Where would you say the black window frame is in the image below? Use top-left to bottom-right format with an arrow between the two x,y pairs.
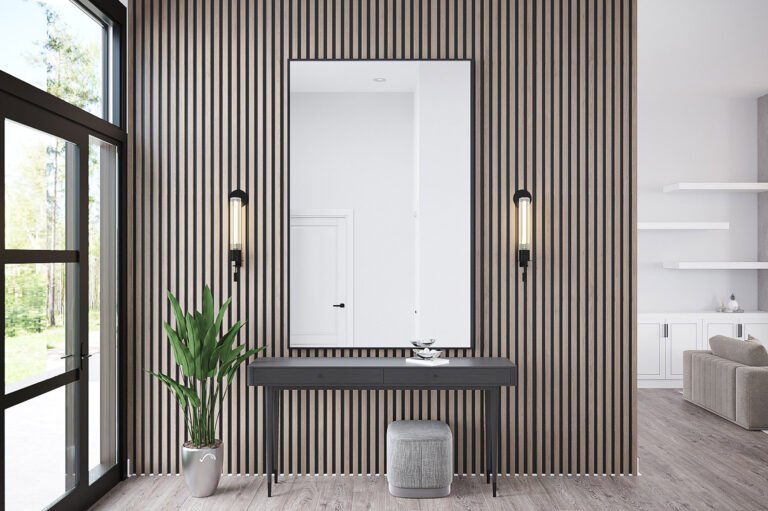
0,0 -> 127,509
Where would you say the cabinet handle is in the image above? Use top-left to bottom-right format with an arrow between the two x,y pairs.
738,324 -> 743,338
663,324 -> 669,338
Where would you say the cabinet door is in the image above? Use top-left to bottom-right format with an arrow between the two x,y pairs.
638,320 -> 665,380
666,321 -> 700,379
742,322 -> 768,347
702,320 -> 738,349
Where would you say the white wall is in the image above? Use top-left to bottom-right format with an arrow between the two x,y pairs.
291,92 -> 416,346
638,0 -> 768,312
414,61 -> 472,346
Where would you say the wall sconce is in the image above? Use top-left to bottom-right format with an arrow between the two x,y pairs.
229,189 -> 247,283
513,189 -> 532,283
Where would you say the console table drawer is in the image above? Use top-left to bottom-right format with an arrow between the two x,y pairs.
250,367 -> 383,387
383,367 -> 512,386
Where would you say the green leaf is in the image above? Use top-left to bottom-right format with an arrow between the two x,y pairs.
217,344 -> 245,381
214,297 -> 231,332
151,369 -> 199,410
203,296 -> 232,373
167,290 -> 187,339
180,384 -> 200,409
202,286 -> 214,326
212,322 -> 244,377
201,331 -> 218,376
225,347 -> 264,385
219,321 -> 244,350
148,371 -> 188,409
185,312 -> 205,378
163,321 -> 194,377
185,313 -> 198,355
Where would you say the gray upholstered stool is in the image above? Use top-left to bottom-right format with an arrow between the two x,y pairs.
386,420 -> 453,498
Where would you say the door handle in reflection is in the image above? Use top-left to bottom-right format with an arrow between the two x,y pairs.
332,303 -> 345,308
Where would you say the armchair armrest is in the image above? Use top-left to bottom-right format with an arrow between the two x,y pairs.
735,366 -> 768,430
683,350 -> 712,401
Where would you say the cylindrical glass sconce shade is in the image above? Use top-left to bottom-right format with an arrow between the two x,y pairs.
229,196 -> 244,251
513,189 -> 532,268
517,196 -> 531,252
229,190 -> 247,281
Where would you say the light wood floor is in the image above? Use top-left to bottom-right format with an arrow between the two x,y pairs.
92,390 -> 768,510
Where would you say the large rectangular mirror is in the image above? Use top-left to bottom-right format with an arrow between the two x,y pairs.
289,60 -> 472,349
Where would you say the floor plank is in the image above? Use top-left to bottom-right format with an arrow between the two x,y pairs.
314,475 -> 355,511
451,476 -> 489,511
280,476 -> 322,511
90,475 -> 167,510
92,391 -> 768,510
179,475 -> 262,510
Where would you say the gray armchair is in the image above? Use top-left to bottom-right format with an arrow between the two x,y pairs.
683,335 -> 768,430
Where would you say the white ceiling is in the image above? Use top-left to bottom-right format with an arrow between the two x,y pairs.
290,61 -> 420,93
639,0 -> 768,98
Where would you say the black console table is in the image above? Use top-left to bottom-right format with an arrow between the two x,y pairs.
247,357 -> 516,497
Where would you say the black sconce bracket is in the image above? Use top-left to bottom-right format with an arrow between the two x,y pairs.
512,189 -> 532,207
229,189 -> 248,205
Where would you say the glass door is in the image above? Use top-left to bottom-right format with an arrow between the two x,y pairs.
0,94 -> 119,510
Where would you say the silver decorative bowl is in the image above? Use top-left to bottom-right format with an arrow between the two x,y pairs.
410,339 -> 437,349
412,348 -> 443,360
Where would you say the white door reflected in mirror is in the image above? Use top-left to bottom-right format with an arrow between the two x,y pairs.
290,211 -> 353,347
289,60 -> 472,349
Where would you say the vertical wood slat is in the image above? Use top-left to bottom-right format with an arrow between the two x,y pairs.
127,0 -> 637,476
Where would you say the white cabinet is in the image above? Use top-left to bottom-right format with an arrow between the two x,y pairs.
702,319 -> 738,347
666,320 -> 699,378
638,312 -> 768,387
742,322 -> 768,347
638,319 -> 665,380
701,317 -> 768,348
637,316 -> 699,383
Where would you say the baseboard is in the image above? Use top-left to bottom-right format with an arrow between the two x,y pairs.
637,380 -> 683,389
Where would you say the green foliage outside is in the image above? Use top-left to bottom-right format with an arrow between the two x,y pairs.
4,266 -> 48,337
31,4 -> 101,114
4,2 -> 102,386
4,326 -> 65,385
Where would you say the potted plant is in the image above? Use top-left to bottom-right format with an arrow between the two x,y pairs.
149,286 -> 263,497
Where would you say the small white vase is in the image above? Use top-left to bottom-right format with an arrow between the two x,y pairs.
726,294 -> 739,312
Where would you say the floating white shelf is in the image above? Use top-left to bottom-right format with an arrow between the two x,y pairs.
663,262 -> 768,270
663,182 -> 768,193
638,222 -> 730,230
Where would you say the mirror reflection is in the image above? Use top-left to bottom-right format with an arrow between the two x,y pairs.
289,60 -> 471,348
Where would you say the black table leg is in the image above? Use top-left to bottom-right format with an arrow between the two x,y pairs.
273,388 -> 280,484
485,390 -> 491,484
489,387 -> 500,497
266,386 -> 273,497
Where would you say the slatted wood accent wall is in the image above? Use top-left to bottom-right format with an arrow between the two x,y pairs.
127,0 -> 637,476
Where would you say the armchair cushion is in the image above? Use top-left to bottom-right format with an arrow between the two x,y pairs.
709,335 -> 768,367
